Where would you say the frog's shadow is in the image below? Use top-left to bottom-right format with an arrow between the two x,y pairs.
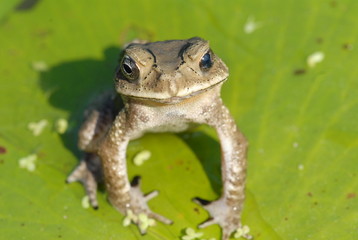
40,46 -> 120,156
39,46 -> 222,196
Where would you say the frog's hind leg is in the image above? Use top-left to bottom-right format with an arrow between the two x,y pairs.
67,92 -> 120,209
66,153 -> 103,209
66,108 -> 105,209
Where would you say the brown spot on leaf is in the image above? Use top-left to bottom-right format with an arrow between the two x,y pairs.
194,207 -> 200,214
346,193 -> 356,199
0,146 -> 6,154
307,192 -> 313,197
342,43 -> 353,51
293,68 -> 306,76
175,159 -> 184,166
316,37 -> 324,44
330,1 -> 337,8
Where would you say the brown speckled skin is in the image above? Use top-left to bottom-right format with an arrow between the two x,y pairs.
67,37 -> 249,240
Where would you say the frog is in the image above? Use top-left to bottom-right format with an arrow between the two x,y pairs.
66,37 -> 250,240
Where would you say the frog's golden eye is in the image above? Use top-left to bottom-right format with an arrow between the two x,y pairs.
120,56 -> 140,81
199,50 -> 213,71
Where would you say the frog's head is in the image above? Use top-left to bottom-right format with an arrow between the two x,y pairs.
114,37 -> 229,104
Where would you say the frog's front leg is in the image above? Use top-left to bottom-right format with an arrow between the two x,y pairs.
194,102 -> 251,240
97,111 -> 172,234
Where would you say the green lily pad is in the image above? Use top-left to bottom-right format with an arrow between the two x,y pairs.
0,0 -> 357,239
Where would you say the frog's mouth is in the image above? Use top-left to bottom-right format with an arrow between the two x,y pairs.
121,78 -> 227,105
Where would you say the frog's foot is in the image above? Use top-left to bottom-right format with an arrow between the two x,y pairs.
66,154 -> 103,209
124,176 -> 173,234
193,197 -> 252,240
129,176 -> 173,226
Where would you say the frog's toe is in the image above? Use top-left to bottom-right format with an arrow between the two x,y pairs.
66,160 -> 99,209
193,197 -> 252,240
66,160 -> 86,183
129,176 -> 173,226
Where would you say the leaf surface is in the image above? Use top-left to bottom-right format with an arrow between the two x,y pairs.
0,0 -> 357,239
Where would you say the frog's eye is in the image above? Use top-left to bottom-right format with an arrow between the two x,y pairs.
120,56 -> 140,81
199,50 -> 213,70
